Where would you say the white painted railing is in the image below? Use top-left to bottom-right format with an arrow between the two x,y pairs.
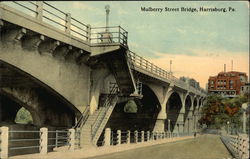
0,127 -> 78,158
127,51 -> 207,95
221,134 -> 249,159
97,128 -> 193,147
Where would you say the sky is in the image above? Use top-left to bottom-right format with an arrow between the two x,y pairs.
4,1 -> 249,88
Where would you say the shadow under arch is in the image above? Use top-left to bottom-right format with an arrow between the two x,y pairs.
106,83 -> 161,131
165,92 -> 183,132
0,60 -> 81,127
184,95 -> 192,122
193,97 -> 198,114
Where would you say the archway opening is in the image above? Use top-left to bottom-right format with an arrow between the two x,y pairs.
106,84 -> 161,131
184,95 -> 192,122
193,98 -> 198,114
124,100 -> 138,113
166,92 -> 182,132
15,107 -> 33,125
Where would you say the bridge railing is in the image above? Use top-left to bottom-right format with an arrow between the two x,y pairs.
128,51 -> 172,80
128,51 -> 206,94
91,26 -> 128,48
0,127 -> 79,158
221,134 -> 249,159
1,1 -> 127,47
97,128 -> 193,147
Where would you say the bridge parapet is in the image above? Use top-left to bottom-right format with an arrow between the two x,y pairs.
0,1 -> 128,49
128,51 -> 207,96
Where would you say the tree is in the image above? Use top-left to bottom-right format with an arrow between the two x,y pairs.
200,94 -> 248,131
124,100 -> 138,113
15,107 -> 33,124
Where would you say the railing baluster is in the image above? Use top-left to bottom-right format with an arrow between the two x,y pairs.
36,1 -> 43,21
65,13 -> 71,34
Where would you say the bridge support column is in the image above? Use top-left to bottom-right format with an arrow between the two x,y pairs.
153,108 -> 167,132
173,112 -> 184,134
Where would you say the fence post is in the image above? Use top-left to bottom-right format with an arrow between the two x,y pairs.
147,131 -> 150,141
40,127 -> 48,154
36,1 -> 43,21
0,127 -> 9,159
55,130 -> 58,148
118,26 -> 121,44
87,24 -> 91,42
141,131 -> 144,142
117,130 -> 121,145
155,132 -> 158,140
104,128 -> 111,146
69,129 -> 75,151
134,131 -> 138,143
65,13 -> 71,34
127,130 -> 130,144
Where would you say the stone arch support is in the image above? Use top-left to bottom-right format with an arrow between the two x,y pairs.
0,87 -> 75,127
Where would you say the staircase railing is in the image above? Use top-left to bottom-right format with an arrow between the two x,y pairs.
91,84 -> 118,141
73,106 -> 90,129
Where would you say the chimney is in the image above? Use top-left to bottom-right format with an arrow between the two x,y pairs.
224,64 -> 226,72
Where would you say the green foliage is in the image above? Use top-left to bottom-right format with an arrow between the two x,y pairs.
200,94 -> 248,130
15,107 -> 33,124
124,100 -> 138,113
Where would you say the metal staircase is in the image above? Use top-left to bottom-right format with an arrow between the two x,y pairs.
73,106 -> 90,129
80,84 -> 118,147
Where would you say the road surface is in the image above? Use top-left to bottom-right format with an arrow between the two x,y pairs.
86,134 -> 232,159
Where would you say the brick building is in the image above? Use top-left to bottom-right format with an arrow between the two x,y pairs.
208,71 -> 248,97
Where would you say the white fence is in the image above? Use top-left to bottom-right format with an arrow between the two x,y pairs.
97,128 -> 193,147
221,134 -> 249,159
0,126 -> 77,158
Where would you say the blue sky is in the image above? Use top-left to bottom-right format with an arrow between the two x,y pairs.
3,1 -> 249,88
48,1 -> 249,57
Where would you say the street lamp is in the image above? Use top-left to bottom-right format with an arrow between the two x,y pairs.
242,103 -> 248,134
226,121 -> 230,134
168,119 -> 171,132
105,5 -> 110,32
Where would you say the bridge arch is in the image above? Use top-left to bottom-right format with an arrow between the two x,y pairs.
165,91 -> 183,132
0,61 -> 80,127
107,83 -> 161,131
193,97 -> 198,114
184,94 -> 192,122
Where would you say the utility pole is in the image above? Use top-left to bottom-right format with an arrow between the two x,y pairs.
170,60 -> 172,75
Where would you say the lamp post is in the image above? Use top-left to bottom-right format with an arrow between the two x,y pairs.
227,121 -> 230,134
168,119 -> 171,132
105,5 -> 110,32
242,103 -> 248,134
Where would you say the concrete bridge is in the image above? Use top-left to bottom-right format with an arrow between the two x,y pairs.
0,1 -> 207,152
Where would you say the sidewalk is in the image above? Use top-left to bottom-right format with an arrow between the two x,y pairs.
10,136 -> 194,159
